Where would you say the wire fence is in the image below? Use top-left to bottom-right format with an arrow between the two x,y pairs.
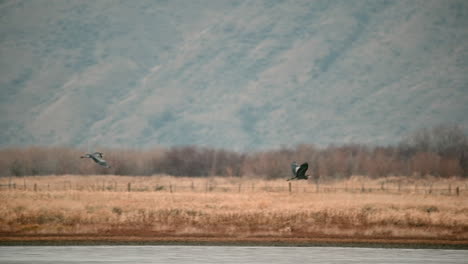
0,181 -> 465,196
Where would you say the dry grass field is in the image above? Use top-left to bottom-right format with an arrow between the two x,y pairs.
1,175 -> 467,245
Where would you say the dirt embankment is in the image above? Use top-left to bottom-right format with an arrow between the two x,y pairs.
1,233 -> 467,249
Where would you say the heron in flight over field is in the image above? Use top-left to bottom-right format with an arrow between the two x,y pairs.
288,161 -> 308,181
80,152 -> 111,168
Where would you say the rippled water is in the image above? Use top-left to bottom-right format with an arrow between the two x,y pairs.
0,246 -> 467,264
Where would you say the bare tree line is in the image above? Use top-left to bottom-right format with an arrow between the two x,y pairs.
1,124 -> 467,179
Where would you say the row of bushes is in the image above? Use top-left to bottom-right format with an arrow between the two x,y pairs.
1,125 -> 467,179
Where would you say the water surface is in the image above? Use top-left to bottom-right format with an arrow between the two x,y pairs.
0,246 -> 467,264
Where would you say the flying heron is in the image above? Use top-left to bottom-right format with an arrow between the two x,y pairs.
80,152 -> 111,168
288,161 -> 308,181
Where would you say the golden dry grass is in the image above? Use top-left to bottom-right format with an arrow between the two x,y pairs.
1,175 -> 467,242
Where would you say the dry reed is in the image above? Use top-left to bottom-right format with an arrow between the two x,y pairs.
1,175 -> 467,241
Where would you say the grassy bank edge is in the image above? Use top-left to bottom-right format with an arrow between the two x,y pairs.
1,235 -> 467,249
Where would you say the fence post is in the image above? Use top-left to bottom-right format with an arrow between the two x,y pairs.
191,181 -> 194,191
34,183 -> 37,192
448,184 -> 451,195
288,182 -> 292,193
238,184 -> 241,193
361,183 -> 365,193
456,186 -> 460,196
127,182 -> 131,192
170,184 -> 173,193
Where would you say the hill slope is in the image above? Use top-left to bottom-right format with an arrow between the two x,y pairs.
1,0 -> 467,150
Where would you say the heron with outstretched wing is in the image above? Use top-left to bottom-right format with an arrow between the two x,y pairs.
288,161 -> 309,181
80,152 -> 111,168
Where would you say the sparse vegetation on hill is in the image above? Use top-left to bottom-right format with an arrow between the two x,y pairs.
1,1 -> 467,149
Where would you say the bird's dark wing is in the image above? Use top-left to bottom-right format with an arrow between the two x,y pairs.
89,155 -> 100,163
296,162 -> 308,179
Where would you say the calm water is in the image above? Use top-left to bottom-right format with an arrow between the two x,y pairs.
0,246 -> 467,264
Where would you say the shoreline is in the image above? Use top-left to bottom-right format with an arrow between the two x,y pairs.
1,235 -> 467,249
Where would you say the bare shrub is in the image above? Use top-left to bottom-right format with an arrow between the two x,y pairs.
0,124 -> 466,179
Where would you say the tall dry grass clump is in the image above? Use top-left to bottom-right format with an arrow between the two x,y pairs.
1,175 -> 467,240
